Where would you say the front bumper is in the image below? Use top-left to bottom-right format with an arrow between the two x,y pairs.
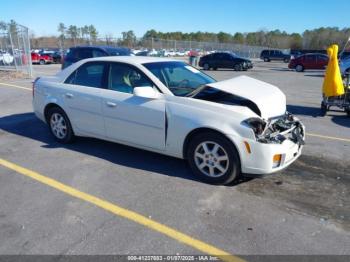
228,130 -> 304,175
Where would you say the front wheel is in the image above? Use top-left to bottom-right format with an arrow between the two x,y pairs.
234,63 -> 243,71
346,109 -> 350,117
39,59 -> 45,65
48,107 -> 75,143
187,132 -> 240,185
295,64 -> 304,72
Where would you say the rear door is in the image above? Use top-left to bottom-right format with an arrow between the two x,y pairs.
222,53 -> 233,68
63,61 -> 107,137
100,62 -> 166,150
303,55 -> 317,69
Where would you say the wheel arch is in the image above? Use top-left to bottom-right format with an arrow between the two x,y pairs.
44,103 -> 65,123
182,127 -> 242,166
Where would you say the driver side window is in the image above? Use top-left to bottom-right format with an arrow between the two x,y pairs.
108,63 -> 154,94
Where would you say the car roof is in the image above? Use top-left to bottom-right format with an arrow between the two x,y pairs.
78,56 -> 183,64
303,53 -> 327,56
70,45 -> 129,51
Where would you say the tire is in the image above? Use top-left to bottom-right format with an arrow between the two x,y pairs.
320,102 -> 327,116
264,57 -> 270,62
295,64 -> 304,72
234,63 -> 243,71
203,63 -> 210,70
39,59 -> 45,65
187,131 -> 241,185
47,107 -> 75,143
284,58 -> 289,63
346,109 -> 350,117
213,67 -> 218,71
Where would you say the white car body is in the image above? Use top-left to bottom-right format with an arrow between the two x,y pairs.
176,51 -> 186,56
33,56 -> 304,177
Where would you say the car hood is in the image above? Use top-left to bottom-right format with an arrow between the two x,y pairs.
206,76 -> 286,119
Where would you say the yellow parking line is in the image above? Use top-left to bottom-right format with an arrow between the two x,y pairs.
0,82 -> 31,91
0,158 -> 244,262
307,133 -> 350,143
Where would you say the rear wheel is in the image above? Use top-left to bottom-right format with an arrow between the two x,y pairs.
295,64 -> 304,72
284,58 -> 289,63
39,59 -> 45,65
203,63 -> 210,70
264,57 -> 270,62
47,107 -> 75,143
320,102 -> 327,116
187,131 -> 240,185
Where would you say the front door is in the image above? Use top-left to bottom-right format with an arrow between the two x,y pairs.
101,62 -> 166,151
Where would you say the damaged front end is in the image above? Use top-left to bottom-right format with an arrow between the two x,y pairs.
245,113 -> 305,145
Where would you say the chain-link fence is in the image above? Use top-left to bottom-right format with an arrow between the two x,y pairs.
141,38 -> 288,59
32,36 -> 287,59
0,23 -> 33,77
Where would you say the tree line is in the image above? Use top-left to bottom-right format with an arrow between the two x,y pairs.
143,28 -> 350,50
1,20 -> 350,50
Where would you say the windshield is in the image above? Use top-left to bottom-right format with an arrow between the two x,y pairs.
143,61 -> 216,96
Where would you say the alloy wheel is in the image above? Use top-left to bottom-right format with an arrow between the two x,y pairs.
50,113 -> 67,139
194,141 -> 229,177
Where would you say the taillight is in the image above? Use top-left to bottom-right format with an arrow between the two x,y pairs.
32,77 -> 40,98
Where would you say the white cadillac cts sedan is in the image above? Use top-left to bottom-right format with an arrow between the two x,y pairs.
33,57 -> 305,185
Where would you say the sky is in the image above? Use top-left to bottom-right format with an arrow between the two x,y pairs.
1,0 -> 349,37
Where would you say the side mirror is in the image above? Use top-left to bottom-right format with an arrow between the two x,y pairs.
133,86 -> 160,99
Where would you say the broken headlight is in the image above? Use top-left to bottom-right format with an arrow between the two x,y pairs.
244,117 -> 267,136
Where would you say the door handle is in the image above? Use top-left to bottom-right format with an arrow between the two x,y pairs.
65,93 -> 74,98
106,101 -> 117,108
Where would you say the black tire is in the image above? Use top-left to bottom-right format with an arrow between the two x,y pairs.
284,58 -> 289,63
39,59 -> 45,65
203,63 -> 210,70
320,102 -> 327,116
295,64 -> 304,72
213,67 -> 218,71
263,57 -> 270,62
346,109 -> 350,117
47,107 -> 75,143
187,131 -> 241,185
234,63 -> 243,71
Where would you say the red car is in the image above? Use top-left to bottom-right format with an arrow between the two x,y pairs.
31,52 -> 53,65
288,53 -> 328,72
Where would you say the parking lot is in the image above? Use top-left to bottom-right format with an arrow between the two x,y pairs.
0,61 -> 349,259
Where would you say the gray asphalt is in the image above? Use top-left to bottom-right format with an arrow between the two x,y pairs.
0,62 -> 349,257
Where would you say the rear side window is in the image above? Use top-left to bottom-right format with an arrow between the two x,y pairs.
78,48 -> 93,59
65,62 -> 106,88
92,49 -> 107,57
305,55 -> 316,62
65,48 -> 78,59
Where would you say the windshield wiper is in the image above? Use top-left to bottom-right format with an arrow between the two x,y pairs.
185,84 -> 207,97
